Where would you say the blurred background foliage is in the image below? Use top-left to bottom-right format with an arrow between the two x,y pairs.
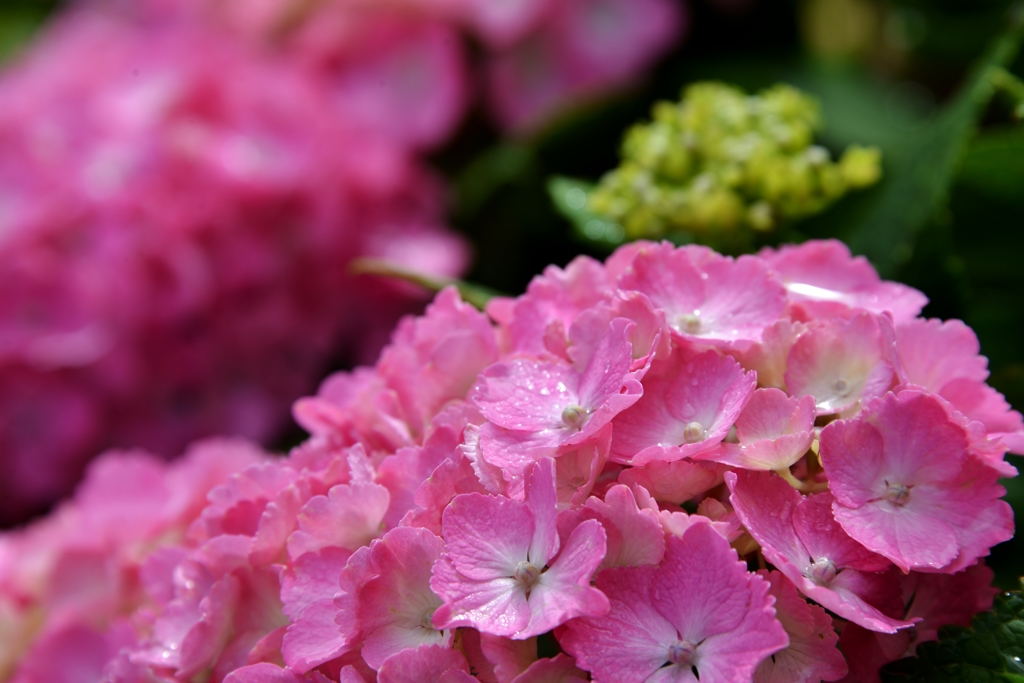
3,0 -> 1023,581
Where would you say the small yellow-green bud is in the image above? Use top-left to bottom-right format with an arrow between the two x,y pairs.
839,145 -> 883,188
586,81 -> 883,248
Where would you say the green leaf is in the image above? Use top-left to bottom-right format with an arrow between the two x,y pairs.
837,7 -> 1024,278
958,126 -> 1024,205
881,583 -> 1024,683
547,176 -> 627,250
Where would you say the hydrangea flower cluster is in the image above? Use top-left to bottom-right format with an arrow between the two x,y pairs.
114,0 -> 685,135
587,83 -> 883,247
0,11 -> 468,523
3,239 -> 1020,683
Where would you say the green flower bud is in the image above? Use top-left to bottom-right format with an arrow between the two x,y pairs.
587,81 -> 883,248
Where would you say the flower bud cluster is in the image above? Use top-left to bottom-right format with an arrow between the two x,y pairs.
588,82 -> 883,245
2,239 -> 1019,683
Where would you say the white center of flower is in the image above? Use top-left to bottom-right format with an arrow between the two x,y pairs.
682,421 -> 707,444
808,558 -> 838,585
668,640 -> 697,665
561,404 -> 588,429
678,313 -> 702,334
420,609 -> 436,630
833,378 -> 850,396
513,561 -> 541,588
884,482 -> 911,506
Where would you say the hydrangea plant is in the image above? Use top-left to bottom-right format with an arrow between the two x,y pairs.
1,239 -> 1020,683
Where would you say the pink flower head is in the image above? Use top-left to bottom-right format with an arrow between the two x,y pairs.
559,484 -> 666,570
611,349 -> 756,465
897,318 -> 1024,454
726,470 -> 914,633
560,522 -> 788,683
473,317 -> 642,481
820,390 -> 1014,573
700,388 -> 815,471
618,242 -> 787,346
0,9 -> 468,523
430,458 -> 609,638
760,240 -> 928,323
754,570 -> 848,683
784,312 -> 895,415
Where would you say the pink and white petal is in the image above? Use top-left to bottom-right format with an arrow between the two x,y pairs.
430,558 -> 529,637
693,571 -> 789,683
831,498 -> 959,573
287,482 -> 390,559
866,391 -> 967,484
472,359 -> 579,432
736,390 -> 816,442
754,571 -> 847,683
651,524 -> 760,642
619,459 -> 724,505
559,565 -> 677,683
792,493 -> 892,573
519,521 -> 610,637
896,319 -> 988,391
784,313 -> 893,415
818,418 -> 887,508
725,470 -> 810,571
584,485 -> 665,569
526,458 -> 561,570
281,548 -> 353,672
440,493 -> 533,580
376,644 -> 470,683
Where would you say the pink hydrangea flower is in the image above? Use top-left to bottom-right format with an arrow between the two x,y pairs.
560,522 -> 789,683
700,388 -> 816,470
759,240 -> 928,323
784,312 -> 895,415
473,317 -> 643,488
896,318 -> 1024,454
820,390 -> 1013,573
727,470 -> 914,633
0,10 -> 468,524
754,570 -> 848,683
430,458 -> 609,638
335,527 -> 451,670
2,239 -> 1017,683
611,349 -> 756,465
618,242 -> 787,346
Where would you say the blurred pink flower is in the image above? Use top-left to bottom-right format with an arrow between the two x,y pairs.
0,11 -> 468,523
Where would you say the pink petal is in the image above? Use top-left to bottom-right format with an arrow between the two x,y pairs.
582,484 -> 666,569
612,350 -> 755,464
281,548 -> 352,672
784,313 -> 894,415
520,519 -> 609,638
287,482 -> 390,559
440,493 -> 533,581
754,571 -> 847,683
377,644 -> 470,683
618,459 -> 724,505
